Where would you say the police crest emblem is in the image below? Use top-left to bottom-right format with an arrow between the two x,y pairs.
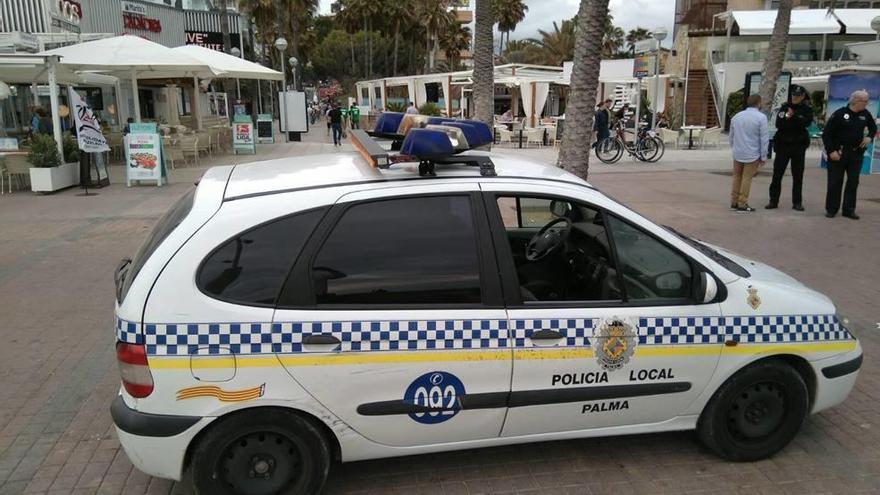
593,317 -> 637,371
747,286 -> 761,310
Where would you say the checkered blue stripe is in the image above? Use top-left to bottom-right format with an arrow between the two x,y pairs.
638,314 -> 848,345
510,319 -> 592,348
115,314 -> 851,356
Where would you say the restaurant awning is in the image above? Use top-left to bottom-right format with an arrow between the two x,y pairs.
40,35 -> 221,79
727,9 -> 842,36
172,45 -> 283,81
831,9 -> 880,35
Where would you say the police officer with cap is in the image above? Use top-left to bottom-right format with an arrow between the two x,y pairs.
821,90 -> 877,219
766,85 -> 813,211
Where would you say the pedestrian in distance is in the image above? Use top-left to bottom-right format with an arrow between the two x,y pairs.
593,100 -> 610,149
728,93 -> 769,212
406,101 -> 418,115
328,103 -> 343,146
325,104 -> 332,136
349,103 -> 360,130
821,90 -> 877,220
767,84 -> 813,211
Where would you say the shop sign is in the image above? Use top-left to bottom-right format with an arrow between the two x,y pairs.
233,117 -> 256,155
123,2 -> 161,33
50,0 -> 83,33
185,31 -> 241,51
633,55 -> 654,78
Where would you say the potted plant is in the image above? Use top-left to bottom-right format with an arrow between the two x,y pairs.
28,134 -> 81,192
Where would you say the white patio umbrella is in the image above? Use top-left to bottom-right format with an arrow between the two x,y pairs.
40,35 -> 224,122
172,45 -> 283,81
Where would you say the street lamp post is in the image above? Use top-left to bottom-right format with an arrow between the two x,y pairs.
230,46 -> 242,100
275,37 -> 288,142
651,27 -> 668,131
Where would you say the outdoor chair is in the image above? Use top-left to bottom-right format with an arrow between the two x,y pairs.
525,128 -> 544,147
658,128 -> 682,149
0,160 -> 9,195
208,128 -> 222,154
699,127 -> 722,149
497,128 -> 513,146
163,138 -> 183,169
3,154 -> 31,192
195,132 -> 211,156
107,133 -> 123,161
178,135 -> 200,166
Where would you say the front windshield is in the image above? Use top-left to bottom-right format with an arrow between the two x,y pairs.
664,226 -> 751,278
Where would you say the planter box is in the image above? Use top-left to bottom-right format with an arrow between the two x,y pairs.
29,162 -> 80,193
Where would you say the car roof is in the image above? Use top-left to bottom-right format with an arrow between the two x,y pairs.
223,151 -> 591,200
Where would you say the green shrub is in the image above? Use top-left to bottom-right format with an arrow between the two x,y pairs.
26,134 -> 62,168
417,102 -> 442,116
386,101 -> 407,113
62,134 -> 80,163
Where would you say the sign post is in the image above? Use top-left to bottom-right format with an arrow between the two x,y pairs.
256,114 -> 274,143
232,114 -> 256,154
125,123 -> 166,187
71,89 -> 110,194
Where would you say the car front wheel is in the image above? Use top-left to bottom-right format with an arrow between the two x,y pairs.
191,408 -> 330,495
698,359 -> 809,462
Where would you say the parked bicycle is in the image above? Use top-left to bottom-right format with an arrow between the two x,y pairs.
594,120 -> 665,164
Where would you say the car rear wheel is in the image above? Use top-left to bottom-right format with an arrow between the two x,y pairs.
698,359 -> 808,462
192,408 -> 330,495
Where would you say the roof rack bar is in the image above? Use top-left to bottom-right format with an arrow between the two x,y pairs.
350,129 -> 391,168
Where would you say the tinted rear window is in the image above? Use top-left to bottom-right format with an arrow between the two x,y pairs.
198,208 -> 325,306
119,187 -> 196,303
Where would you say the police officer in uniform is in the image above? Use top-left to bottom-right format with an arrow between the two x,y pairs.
766,85 -> 813,211
821,90 -> 877,219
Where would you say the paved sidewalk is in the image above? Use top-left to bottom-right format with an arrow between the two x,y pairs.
0,131 -> 877,494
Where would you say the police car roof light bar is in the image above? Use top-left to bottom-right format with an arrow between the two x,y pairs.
351,113 -> 497,177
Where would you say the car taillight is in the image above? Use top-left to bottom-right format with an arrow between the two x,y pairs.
116,342 -> 154,398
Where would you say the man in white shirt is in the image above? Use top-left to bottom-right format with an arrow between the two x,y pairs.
728,93 -> 769,212
405,101 -> 418,115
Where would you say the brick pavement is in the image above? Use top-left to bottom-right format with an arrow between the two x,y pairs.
0,132 -> 877,494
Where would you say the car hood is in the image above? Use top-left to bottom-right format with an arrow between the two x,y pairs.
702,242 -> 803,287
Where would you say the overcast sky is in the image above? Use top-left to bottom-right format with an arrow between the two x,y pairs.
317,0 -> 676,47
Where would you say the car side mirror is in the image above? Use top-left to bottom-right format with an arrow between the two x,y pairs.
700,272 -> 718,303
549,200 -> 571,217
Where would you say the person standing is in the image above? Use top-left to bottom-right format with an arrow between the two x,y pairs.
593,100 -> 610,148
767,85 -> 813,211
822,90 -> 877,220
406,101 -> 418,115
728,94 -> 769,212
349,103 -> 360,130
328,103 -> 343,146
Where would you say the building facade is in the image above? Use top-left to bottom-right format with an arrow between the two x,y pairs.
670,0 -> 880,127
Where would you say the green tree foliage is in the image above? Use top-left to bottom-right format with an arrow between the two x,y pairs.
26,134 -> 62,168
418,102 -> 443,116
311,30 -> 424,91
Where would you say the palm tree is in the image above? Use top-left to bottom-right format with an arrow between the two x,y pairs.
440,24 -> 472,71
494,0 -> 528,55
625,27 -> 651,54
473,0 -> 494,124
602,15 -> 625,59
558,0 -> 611,179
500,39 -> 540,64
416,0 -> 454,72
530,19 -> 577,67
759,0 -> 792,115
384,0 -> 416,76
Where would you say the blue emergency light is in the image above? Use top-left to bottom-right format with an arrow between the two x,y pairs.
356,112 -> 497,177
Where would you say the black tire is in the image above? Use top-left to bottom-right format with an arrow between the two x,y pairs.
698,360 -> 808,462
192,408 -> 331,495
595,137 -> 623,164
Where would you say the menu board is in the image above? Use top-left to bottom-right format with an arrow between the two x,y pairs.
125,123 -> 165,187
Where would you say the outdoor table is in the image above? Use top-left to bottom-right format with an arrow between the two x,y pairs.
680,125 -> 706,150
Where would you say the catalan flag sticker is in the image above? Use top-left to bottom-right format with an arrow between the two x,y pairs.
176,383 -> 265,403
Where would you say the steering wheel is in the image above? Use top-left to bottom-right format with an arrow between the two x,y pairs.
525,217 -> 572,262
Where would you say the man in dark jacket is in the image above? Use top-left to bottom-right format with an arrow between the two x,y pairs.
594,100 -> 610,147
328,103 -> 343,146
821,90 -> 877,220
766,85 -> 813,211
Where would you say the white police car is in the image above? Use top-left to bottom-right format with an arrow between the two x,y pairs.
112,115 -> 862,495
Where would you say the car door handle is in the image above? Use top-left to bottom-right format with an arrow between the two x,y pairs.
303,334 -> 341,345
530,330 -> 564,340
